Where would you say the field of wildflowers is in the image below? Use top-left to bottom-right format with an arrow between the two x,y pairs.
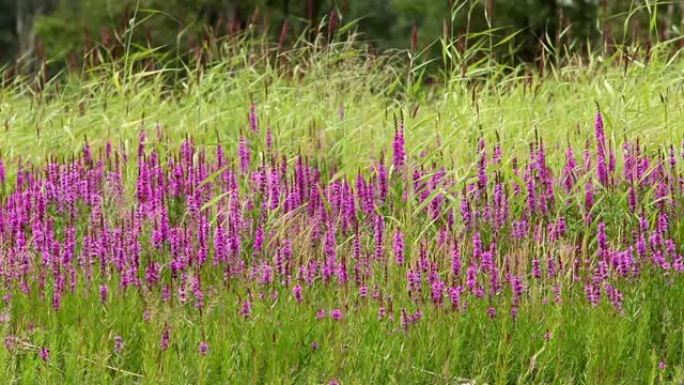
2,36 -> 684,384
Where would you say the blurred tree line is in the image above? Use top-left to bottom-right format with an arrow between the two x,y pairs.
1,0 -> 684,69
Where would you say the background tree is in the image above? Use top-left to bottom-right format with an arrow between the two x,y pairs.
0,0 -> 683,70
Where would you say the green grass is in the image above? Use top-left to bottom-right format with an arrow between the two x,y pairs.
3,275 -> 684,384
1,35 -> 683,174
2,32 -> 684,385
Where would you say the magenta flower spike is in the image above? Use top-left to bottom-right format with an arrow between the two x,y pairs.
39,347 -> 50,362
249,103 -> 259,133
330,308 -> 343,321
199,341 -> 209,356
392,122 -> 406,170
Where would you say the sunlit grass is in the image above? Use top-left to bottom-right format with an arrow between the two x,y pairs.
1,27 -> 684,385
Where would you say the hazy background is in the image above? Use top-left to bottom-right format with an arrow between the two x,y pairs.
1,0 -> 683,68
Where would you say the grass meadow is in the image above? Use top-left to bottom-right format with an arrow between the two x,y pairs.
1,27 -> 684,385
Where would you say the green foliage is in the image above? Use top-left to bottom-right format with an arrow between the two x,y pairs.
1,6 -> 684,385
2,0 -> 683,69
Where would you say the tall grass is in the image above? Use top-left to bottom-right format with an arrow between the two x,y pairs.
1,15 -> 684,385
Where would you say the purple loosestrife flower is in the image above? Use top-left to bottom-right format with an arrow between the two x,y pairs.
597,222 -> 608,260
593,260 -> 609,283
657,213 -> 669,234
400,308 -> 410,331
254,225 -> 264,252
411,309 -> 423,323
595,112 -> 606,153
238,136 -> 250,174
145,262 -> 160,288
192,277 -> 205,309
481,249 -> 495,274
261,263 -> 273,285
249,103 -> 259,132
39,347 -> 49,362
114,336 -> 124,353
265,127 -> 274,153
597,153 -> 609,186
393,230 -> 405,265
240,300 -> 252,318
431,280 -> 445,306
160,326 -> 170,351
293,284 -> 303,303
547,256 -> 558,278
512,219 -> 528,239
525,167 -> 537,214
465,264 -> 478,292
493,144 -> 502,164
378,307 -> 386,319
509,275 -> 524,305
393,122 -> 407,170
628,186 -> 637,212
584,283 -> 600,307
608,148 -> 616,175
604,284 -> 623,312
584,181 -> 594,216
451,243 -> 461,277
449,286 -> 463,311
532,259 -> 541,279
595,112 -> 610,185
323,229 -> 337,284
460,194 -> 472,228
478,147 -> 488,190
99,284 -> 108,304
199,341 -> 209,356
562,147 -> 577,192
493,182 -> 508,229
316,309 -> 327,320
4,336 -> 18,351
373,215 -> 385,260
407,270 -> 421,298
336,262 -> 348,285
472,232 -> 483,262
377,162 -> 388,203
330,309 -> 343,321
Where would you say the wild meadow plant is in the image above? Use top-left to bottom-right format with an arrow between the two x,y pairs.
1,105 -> 684,384
2,25 -> 684,385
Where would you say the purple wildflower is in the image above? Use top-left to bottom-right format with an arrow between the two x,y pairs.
160,326 -> 170,351
249,104 -> 259,132
293,284 -> 303,303
239,136 -> 250,173
393,231 -> 405,265
114,336 -> 124,353
39,347 -> 50,362
199,341 -> 209,356
316,309 -> 327,320
393,122 -> 406,170
240,300 -> 252,318
330,308 -> 343,321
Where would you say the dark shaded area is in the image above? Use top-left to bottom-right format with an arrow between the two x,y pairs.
0,0 -> 683,69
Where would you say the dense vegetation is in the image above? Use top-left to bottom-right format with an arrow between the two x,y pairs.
2,2 -> 684,384
3,0 -> 684,67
